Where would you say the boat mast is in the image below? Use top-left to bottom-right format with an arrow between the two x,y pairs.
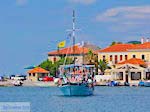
72,10 -> 76,65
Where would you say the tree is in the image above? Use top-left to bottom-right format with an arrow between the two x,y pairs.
110,41 -> 122,46
39,59 -> 52,71
85,49 -> 98,64
39,57 -> 73,77
85,49 -> 98,74
98,59 -> 110,74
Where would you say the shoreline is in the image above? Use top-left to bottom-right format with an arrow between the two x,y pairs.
0,80 -> 143,87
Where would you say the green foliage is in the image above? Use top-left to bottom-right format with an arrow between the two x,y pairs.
110,41 -> 122,46
86,49 -> 97,64
85,49 -> 98,74
98,59 -> 109,73
39,57 -> 73,76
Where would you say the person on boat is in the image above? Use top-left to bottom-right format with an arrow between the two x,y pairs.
58,77 -> 64,86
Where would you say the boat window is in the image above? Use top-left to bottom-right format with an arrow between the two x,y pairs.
131,72 -> 141,80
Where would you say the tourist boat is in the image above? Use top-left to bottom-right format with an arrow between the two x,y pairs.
58,11 -> 95,96
59,64 -> 95,96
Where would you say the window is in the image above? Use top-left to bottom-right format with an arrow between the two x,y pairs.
42,73 -> 45,77
117,72 -> 123,80
103,55 -> 106,61
142,55 -> 145,60
131,72 -> 141,80
125,55 -> 128,60
146,72 -> 150,80
115,55 -> 118,64
29,73 -> 31,76
120,55 -> 123,61
133,55 -> 136,58
53,57 -> 56,62
110,55 -> 112,61
33,73 -> 35,77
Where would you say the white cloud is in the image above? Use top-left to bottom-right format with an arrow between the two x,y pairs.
68,0 -> 96,5
16,0 -> 28,6
96,6 -> 150,22
96,6 -> 150,32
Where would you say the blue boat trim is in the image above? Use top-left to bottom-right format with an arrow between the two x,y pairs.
59,84 -> 94,96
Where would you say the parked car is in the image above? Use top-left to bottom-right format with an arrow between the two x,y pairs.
10,75 -> 26,81
43,76 -> 54,82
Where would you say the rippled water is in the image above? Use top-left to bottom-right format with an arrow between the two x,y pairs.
0,86 -> 150,112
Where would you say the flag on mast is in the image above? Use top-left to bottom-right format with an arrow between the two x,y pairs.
57,40 -> 66,48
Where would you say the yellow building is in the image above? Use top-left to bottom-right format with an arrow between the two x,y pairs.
98,41 -> 150,84
98,42 -> 150,66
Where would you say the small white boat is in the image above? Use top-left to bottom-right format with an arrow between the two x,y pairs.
144,81 -> 150,87
12,80 -> 23,86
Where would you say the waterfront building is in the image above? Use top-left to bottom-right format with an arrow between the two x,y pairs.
111,58 -> 147,84
98,38 -> 150,84
98,42 -> 150,65
48,42 -> 98,64
27,67 -> 49,81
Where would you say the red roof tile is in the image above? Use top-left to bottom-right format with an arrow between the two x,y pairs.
117,58 -> 146,65
99,44 -> 135,52
99,42 -> 150,53
48,45 -> 97,55
28,67 -> 49,74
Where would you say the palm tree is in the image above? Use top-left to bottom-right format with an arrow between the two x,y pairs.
85,49 -> 97,64
84,49 -> 98,74
98,59 -> 109,75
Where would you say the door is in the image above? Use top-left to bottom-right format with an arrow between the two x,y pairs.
125,74 -> 128,83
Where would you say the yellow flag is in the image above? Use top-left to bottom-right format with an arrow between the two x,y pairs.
57,40 -> 66,48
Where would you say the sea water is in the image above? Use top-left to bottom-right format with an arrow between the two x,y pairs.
0,86 -> 150,112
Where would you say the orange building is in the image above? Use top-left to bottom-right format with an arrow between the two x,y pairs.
48,43 -> 98,64
27,67 -> 49,81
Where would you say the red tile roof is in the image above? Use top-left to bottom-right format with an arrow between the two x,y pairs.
132,42 -> 150,49
117,58 -> 146,65
48,45 -> 97,55
28,67 -> 49,74
99,42 -> 150,53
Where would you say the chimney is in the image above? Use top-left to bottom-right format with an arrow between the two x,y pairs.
81,41 -> 85,47
141,37 -> 144,44
146,38 -> 150,42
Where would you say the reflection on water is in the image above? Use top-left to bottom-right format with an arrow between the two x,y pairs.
0,87 -> 150,112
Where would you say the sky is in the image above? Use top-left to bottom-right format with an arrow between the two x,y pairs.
0,0 -> 150,75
